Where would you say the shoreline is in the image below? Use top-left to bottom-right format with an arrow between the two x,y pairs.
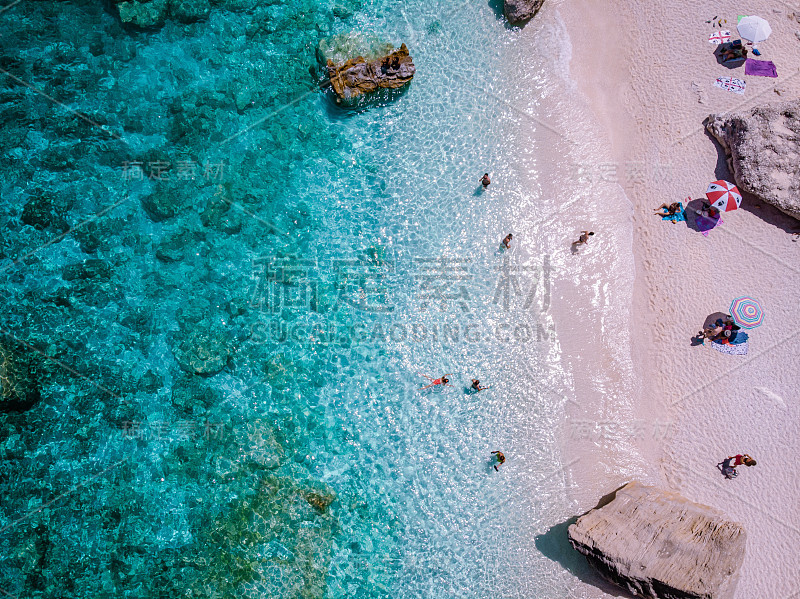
560,0 -> 800,597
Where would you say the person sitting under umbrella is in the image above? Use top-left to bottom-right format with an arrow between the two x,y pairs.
694,201 -> 719,219
721,40 -> 748,63
703,316 -> 740,341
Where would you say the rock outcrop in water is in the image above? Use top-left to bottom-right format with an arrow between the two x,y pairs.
504,0 -> 545,25
568,481 -> 745,599
705,99 -> 800,221
326,43 -> 415,102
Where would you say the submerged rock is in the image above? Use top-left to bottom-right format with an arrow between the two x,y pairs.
233,420 -> 284,469
568,481 -> 745,599
21,195 -> 70,232
303,487 -> 336,514
62,259 -> 112,281
171,374 -> 218,410
172,322 -> 233,375
0,337 -> 41,413
705,99 -> 800,220
326,43 -> 415,102
116,0 -> 169,28
504,0 -> 545,25
156,229 -> 205,263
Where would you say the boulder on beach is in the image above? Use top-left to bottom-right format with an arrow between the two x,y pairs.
325,43 -> 415,102
568,481 -> 745,599
504,0 -> 545,26
705,99 -> 800,221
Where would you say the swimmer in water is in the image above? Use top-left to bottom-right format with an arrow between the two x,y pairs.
572,231 -> 594,247
471,379 -> 488,392
491,450 -> 505,471
418,373 -> 453,391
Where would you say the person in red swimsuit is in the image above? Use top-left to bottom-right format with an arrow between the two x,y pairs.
418,373 -> 453,391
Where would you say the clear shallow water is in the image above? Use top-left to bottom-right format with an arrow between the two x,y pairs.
0,1 -> 629,597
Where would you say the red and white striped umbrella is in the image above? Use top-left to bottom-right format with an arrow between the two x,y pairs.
706,180 -> 742,212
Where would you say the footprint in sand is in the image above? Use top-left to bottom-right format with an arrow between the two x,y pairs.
690,81 -> 707,105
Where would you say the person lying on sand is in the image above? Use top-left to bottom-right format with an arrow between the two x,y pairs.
572,231 -> 594,247
653,202 -> 682,217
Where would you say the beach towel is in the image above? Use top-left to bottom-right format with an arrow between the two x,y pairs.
662,203 -> 686,223
745,59 -> 778,77
709,30 -> 731,44
697,213 -> 723,236
714,76 -> 746,94
729,330 -> 749,344
712,339 -> 749,355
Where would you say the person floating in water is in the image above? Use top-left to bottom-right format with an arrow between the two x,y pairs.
471,379 -> 488,392
418,373 -> 453,391
572,230 -> 594,247
491,450 -> 505,471
501,233 -> 513,249
480,173 -> 491,187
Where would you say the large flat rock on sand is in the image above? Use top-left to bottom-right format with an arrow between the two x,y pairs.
705,99 -> 800,220
568,481 -> 745,599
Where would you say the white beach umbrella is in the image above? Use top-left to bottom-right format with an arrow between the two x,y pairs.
737,16 -> 772,43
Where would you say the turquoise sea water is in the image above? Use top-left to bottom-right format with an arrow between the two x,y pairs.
0,0 -> 613,597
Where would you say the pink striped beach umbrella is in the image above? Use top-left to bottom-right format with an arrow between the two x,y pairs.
730,296 -> 764,328
706,180 -> 742,212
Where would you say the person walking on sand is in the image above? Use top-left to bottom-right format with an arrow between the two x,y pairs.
572,231 -> 594,247
501,233 -> 513,249
491,450 -> 505,471
719,454 -> 756,479
480,173 -> 491,187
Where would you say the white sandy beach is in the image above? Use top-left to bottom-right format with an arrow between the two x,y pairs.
555,0 -> 800,596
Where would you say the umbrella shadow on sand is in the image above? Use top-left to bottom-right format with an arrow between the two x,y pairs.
683,198 -> 721,234
713,44 -> 747,69
690,311 -> 729,346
